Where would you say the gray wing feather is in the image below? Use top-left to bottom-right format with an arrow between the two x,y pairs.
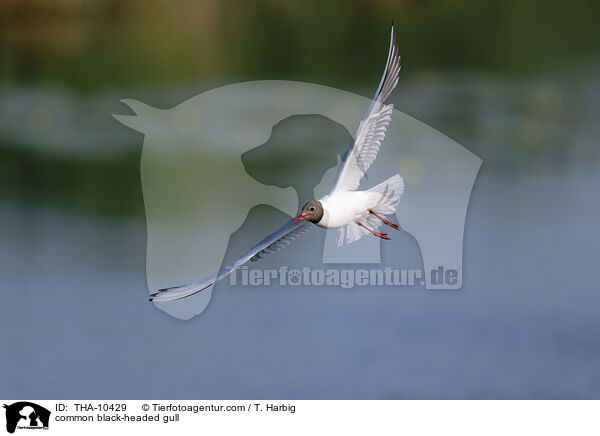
330,26 -> 401,193
150,218 -> 313,302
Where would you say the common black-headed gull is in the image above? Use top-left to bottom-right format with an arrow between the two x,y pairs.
151,26 -> 403,302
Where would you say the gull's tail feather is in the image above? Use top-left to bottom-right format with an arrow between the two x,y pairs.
336,174 -> 404,247
368,173 -> 404,215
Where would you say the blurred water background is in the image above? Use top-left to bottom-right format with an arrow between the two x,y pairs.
1,0 -> 599,398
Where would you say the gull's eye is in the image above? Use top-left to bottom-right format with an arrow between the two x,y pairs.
310,207 -> 315,211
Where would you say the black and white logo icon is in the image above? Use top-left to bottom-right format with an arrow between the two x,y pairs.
3,402 -> 50,434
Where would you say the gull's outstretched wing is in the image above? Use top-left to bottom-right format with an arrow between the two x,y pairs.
150,218 -> 314,302
330,26 -> 401,194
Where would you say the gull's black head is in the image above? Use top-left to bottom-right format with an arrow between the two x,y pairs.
294,200 -> 323,224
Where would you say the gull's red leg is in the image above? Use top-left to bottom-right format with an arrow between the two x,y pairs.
368,209 -> 399,230
354,221 -> 390,240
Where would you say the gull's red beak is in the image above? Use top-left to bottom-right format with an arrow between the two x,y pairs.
294,214 -> 307,222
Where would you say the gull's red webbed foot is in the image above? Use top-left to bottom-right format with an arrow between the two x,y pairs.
354,221 -> 391,240
374,231 -> 390,240
368,209 -> 399,230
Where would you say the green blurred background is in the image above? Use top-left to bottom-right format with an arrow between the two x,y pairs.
1,0 -> 599,218
2,0 -> 599,86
